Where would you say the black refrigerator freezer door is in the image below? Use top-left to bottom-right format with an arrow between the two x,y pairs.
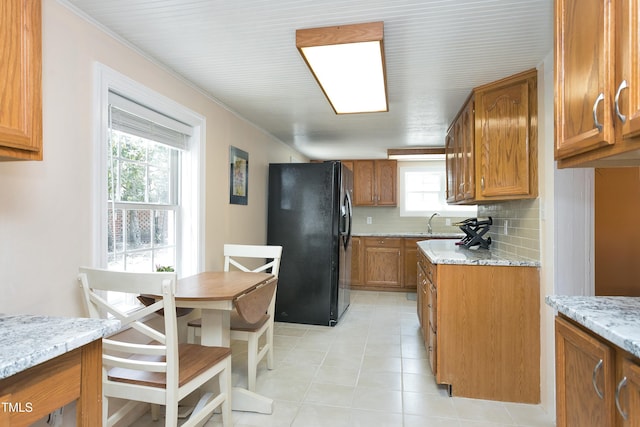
267,162 -> 340,326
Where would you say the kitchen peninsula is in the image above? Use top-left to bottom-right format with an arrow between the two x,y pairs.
0,314 -> 120,426
417,239 -> 541,403
547,296 -> 640,426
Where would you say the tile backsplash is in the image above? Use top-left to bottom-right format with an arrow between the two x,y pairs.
478,198 -> 540,261
352,199 -> 541,262
351,206 -> 468,234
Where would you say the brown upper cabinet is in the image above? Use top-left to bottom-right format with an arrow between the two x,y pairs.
446,94 -> 475,203
0,0 -> 42,161
352,159 -> 397,206
446,69 -> 538,204
555,0 -> 640,167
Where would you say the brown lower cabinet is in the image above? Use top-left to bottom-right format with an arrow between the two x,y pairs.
351,236 -> 448,292
555,315 -> 640,426
417,249 -> 540,403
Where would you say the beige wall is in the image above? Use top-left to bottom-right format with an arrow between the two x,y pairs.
0,1 -> 304,317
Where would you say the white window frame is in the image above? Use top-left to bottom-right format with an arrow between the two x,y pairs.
399,161 -> 477,217
93,63 -> 205,277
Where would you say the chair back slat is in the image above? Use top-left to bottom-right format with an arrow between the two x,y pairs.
234,277 -> 278,324
78,267 -> 179,380
223,244 -> 283,277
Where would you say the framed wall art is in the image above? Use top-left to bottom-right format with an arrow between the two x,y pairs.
229,146 -> 248,205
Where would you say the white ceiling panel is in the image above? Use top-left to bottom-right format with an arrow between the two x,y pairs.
63,0 -> 553,159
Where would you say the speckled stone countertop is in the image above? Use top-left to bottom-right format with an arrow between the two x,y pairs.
546,296 -> 640,359
354,232 -> 465,239
0,314 -> 121,380
417,239 -> 541,267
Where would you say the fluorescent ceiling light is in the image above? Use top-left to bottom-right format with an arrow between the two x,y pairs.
296,22 -> 388,114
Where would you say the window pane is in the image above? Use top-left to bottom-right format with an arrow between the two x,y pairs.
119,133 -> 146,162
125,251 -> 153,272
148,166 -> 170,204
154,247 -> 175,270
153,210 -> 175,246
107,208 -> 124,253
148,142 -> 171,168
126,210 -> 153,250
107,253 -> 124,271
120,161 -> 147,202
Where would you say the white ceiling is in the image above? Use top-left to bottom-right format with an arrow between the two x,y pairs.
63,0 -> 553,160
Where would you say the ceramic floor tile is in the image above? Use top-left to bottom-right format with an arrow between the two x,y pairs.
291,404 -> 353,427
356,371 -> 403,391
314,364 -> 360,386
453,397 -> 515,424
128,290 -> 556,427
503,402 -> 555,427
304,382 -> 355,407
349,409 -> 404,427
404,414 -> 460,427
403,391 -> 458,418
352,386 -> 403,413
232,400 -> 300,427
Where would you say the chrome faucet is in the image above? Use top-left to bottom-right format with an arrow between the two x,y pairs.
427,212 -> 440,234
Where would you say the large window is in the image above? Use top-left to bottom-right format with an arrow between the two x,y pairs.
399,161 -> 477,217
107,107 -> 182,271
95,65 -> 204,311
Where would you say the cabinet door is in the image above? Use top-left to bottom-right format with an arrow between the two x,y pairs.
403,238 -> 421,289
416,261 -> 425,328
0,0 -> 42,160
617,0 -> 640,140
477,78 -> 533,198
453,118 -> 465,201
350,236 -> 362,287
555,317 -> 616,427
620,358 -> 640,426
363,238 -> 402,287
375,160 -> 397,206
460,99 -> 475,200
353,160 -> 376,206
555,0 -> 614,159
445,128 -> 457,203
427,283 -> 437,376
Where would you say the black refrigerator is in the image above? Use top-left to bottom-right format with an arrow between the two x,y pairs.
267,161 -> 352,326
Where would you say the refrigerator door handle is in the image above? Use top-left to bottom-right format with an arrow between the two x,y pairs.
342,190 -> 353,249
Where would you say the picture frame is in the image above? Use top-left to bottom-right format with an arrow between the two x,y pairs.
229,146 -> 249,205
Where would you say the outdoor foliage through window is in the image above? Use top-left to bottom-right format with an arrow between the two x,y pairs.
107,129 -> 178,273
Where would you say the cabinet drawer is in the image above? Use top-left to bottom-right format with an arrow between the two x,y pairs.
364,237 -> 402,247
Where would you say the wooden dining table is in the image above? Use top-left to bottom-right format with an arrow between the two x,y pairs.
175,271 -> 275,414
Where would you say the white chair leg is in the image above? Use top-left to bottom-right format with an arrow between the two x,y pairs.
266,325 -> 274,370
187,326 -> 196,344
165,402 -> 178,427
103,395 -> 109,427
220,358 -> 233,427
150,403 -> 160,421
247,334 -> 259,392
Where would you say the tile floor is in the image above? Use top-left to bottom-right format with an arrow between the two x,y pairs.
132,290 -> 555,427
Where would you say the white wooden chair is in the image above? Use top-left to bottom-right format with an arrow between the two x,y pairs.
187,244 -> 283,392
78,267 -> 232,427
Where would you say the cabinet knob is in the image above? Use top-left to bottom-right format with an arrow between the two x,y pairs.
615,80 -> 629,123
615,376 -> 628,421
592,92 -> 605,132
481,176 -> 485,190
592,359 -> 604,399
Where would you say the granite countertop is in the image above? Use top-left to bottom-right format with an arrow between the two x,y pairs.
0,314 -> 121,380
354,232 -> 465,238
417,239 -> 541,267
546,296 -> 640,359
